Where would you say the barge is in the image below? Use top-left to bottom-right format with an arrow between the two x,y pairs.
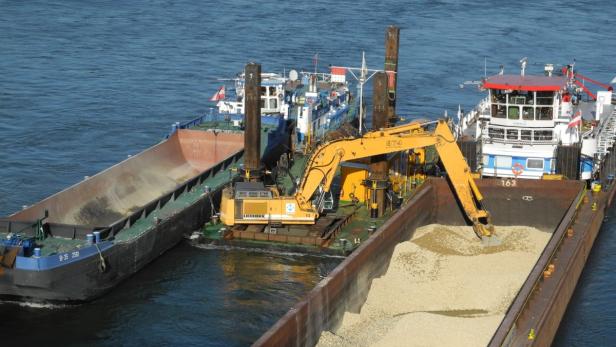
248,29 -> 616,346
0,129 -> 246,302
0,59 -> 356,302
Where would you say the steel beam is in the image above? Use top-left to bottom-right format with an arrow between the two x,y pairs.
369,72 -> 389,217
385,25 -> 400,125
244,62 -> 262,180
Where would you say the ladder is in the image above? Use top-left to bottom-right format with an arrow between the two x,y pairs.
596,106 -> 616,156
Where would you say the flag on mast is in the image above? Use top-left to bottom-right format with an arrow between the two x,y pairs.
568,110 -> 582,128
330,66 -> 346,83
210,86 -> 225,101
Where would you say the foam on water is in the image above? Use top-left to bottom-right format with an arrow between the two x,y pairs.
0,300 -> 73,310
193,242 -> 346,259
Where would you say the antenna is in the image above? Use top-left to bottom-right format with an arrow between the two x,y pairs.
484,57 -> 487,78
519,57 -> 528,76
499,65 -> 504,75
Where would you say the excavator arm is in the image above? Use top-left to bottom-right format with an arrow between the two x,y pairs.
221,119 -> 494,239
294,119 -> 493,237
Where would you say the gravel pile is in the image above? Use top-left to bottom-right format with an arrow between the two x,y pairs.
317,224 -> 551,347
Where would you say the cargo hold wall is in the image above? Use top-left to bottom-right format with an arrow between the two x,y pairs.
7,129 -> 244,227
253,178 -> 583,347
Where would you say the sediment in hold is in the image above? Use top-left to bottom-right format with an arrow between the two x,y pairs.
317,224 -> 551,347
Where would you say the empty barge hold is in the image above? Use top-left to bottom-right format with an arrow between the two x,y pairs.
253,177 -> 613,347
0,129 -> 245,302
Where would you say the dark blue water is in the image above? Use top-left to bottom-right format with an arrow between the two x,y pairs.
1,0 -> 614,345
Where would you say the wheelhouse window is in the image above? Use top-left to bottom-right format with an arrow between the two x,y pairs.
533,130 -> 553,141
492,104 -> 506,118
522,107 -> 534,120
536,91 -> 554,105
508,106 -> 520,120
506,129 -> 519,140
491,89 -> 507,104
490,89 -> 554,122
488,127 -> 504,139
521,130 -> 532,141
269,98 -> 278,109
261,86 -> 268,95
536,107 -> 553,120
509,90 -> 532,105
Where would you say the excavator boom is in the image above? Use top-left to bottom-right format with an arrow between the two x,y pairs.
221,119 -> 494,239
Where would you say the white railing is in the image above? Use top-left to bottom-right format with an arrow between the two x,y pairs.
457,97 -> 490,137
597,107 -> 616,156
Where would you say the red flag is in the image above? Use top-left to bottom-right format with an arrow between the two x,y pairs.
568,110 -> 582,128
330,67 -> 346,83
210,86 -> 225,101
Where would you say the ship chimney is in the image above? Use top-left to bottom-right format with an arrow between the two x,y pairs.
244,62 -> 262,181
369,72 -> 389,218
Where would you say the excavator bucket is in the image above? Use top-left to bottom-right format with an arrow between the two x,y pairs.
473,215 -> 500,246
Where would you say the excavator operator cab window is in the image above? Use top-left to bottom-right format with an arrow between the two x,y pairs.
234,182 -> 273,199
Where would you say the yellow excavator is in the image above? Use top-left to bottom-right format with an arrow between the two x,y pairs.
220,119 -> 495,239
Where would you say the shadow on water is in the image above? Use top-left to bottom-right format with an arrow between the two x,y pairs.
0,243 -> 340,347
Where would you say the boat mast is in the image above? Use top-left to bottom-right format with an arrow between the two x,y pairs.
342,51 -> 388,134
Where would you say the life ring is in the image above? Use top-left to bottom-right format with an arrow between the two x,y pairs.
512,163 -> 524,177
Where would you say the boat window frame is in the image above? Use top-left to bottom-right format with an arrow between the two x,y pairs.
526,158 -> 544,170
533,130 -> 553,141
507,105 -> 520,120
269,98 -> 278,109
536,107 -> 553,120
522,106 -> 535,120
488,126 -> 505,139
506,128 -> 519,140
488,90 -> 556,121
495,155 -> 513,168
536,91 -> 554,106
520,130 -> 532,141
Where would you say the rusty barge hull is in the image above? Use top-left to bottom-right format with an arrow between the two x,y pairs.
253,177 -> 611,346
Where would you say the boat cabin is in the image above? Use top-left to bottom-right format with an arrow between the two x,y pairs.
482,74 -> 567,145
217,73 -> 288,116
474,72 -> 578,179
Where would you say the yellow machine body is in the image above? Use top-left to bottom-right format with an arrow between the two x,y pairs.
340,165 -> 369,202
542,174 -> 564,180
220,119 -> 495,238
220,182 -> 317,226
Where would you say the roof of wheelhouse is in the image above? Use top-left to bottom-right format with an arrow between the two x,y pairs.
483,75 -> 567,92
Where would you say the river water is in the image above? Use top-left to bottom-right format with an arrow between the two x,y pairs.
1,0 -> 614,345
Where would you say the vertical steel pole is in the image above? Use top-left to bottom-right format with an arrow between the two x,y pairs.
370,72 -> 389,217
385,25 -> 400,126
244,62 -> 262,181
